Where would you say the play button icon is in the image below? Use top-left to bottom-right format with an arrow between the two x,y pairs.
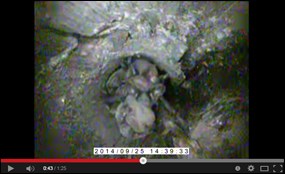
8,165 -> 14,172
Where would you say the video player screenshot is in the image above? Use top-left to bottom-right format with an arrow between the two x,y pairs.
1,1 -> 283,173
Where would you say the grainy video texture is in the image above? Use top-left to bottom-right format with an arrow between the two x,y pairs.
35,1 -> 249,158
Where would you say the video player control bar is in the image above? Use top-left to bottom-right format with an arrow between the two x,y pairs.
1,158 -> 283,173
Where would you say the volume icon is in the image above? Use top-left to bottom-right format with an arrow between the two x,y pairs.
26,165 -> 35,172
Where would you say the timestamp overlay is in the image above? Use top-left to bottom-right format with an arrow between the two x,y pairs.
93,147 -> 189,155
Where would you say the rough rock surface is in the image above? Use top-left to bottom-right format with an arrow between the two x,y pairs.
35,1 -> 249,158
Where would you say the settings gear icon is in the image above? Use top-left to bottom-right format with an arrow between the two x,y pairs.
248,165 -> 255,172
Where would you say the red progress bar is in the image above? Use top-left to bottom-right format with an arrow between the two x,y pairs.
1,158 -> 140,163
